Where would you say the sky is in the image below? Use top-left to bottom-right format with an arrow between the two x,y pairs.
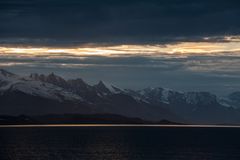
0,0 -> 240,95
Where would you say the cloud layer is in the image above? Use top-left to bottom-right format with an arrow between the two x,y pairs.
0,0 -> 240,44
1,0 -> 240,95
1,49 -> 240,95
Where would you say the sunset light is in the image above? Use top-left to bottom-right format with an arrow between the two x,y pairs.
1,0 -> 240,159
1,40 -> 240,58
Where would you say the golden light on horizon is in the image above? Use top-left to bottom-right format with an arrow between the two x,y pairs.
0,41 -> 240,58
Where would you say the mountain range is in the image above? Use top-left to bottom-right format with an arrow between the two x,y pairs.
1,69 -> 240,124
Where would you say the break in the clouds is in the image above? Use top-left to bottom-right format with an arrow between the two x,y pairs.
0,0 -> 240,95
1,50 -> 240,96
0,0 -> 240,44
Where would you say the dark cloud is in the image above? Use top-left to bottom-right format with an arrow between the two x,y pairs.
0,0 -> 240,45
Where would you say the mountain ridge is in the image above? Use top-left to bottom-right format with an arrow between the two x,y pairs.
1,69 -> 240,124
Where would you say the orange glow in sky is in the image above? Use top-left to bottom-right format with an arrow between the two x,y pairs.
0,41 -> 240,58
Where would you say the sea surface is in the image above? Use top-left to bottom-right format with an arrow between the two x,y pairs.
0,125 -> 240,160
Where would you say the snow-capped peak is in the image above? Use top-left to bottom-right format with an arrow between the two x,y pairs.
94,81 -> 122,95
138,87 -> 174,103
29,72 -> 68,88
184,92 -> 217,105
101,81 -> 122,93
0,69 -> 83,102
30,72 -> 64,82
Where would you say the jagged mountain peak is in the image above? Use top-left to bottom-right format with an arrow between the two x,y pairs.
94,81 -> 112,95
67,78 -> 91,91
30,72 -> 64,81
94,80 -> 122,95
68,78 -> 86,84
184,92 -> 217,105
133,87 -> 219,107
30,72 -> 68,88
1,69 -> 240,123
137,87 -> 180,104
47,72 -> 63,80
140,87 -> 179,95
96,80 -> 105,87
0,70 -> 82,102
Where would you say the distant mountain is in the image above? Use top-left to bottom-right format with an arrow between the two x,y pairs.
0,69 -> 178,122
218,92 -> 240,109
0,70 -> 82,102
126,87 -> 240,124
1,69 -> 240,124
0,69 -> 92,115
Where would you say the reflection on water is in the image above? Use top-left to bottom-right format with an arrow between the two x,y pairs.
0,127 -> 240,160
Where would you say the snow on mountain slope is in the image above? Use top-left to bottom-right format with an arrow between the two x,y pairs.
217,92 -> 240,109
138,87 -> 178,104
125,87 -> 181,105
0,69 -> 83,102
184,92 -> 217,106
1,68 -> 225,109
94,80 -> 123,96
102,81 -> 123,94
125,86 -> 222,109
30,73 -> 69,88
2,69 -> 240,123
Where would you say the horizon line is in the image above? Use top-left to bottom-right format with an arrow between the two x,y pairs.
1,124 -> 240,128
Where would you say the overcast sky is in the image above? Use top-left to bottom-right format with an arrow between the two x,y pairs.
0,0 -> 240,95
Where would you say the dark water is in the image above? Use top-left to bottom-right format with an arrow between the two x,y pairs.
0,126 -> 240,160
